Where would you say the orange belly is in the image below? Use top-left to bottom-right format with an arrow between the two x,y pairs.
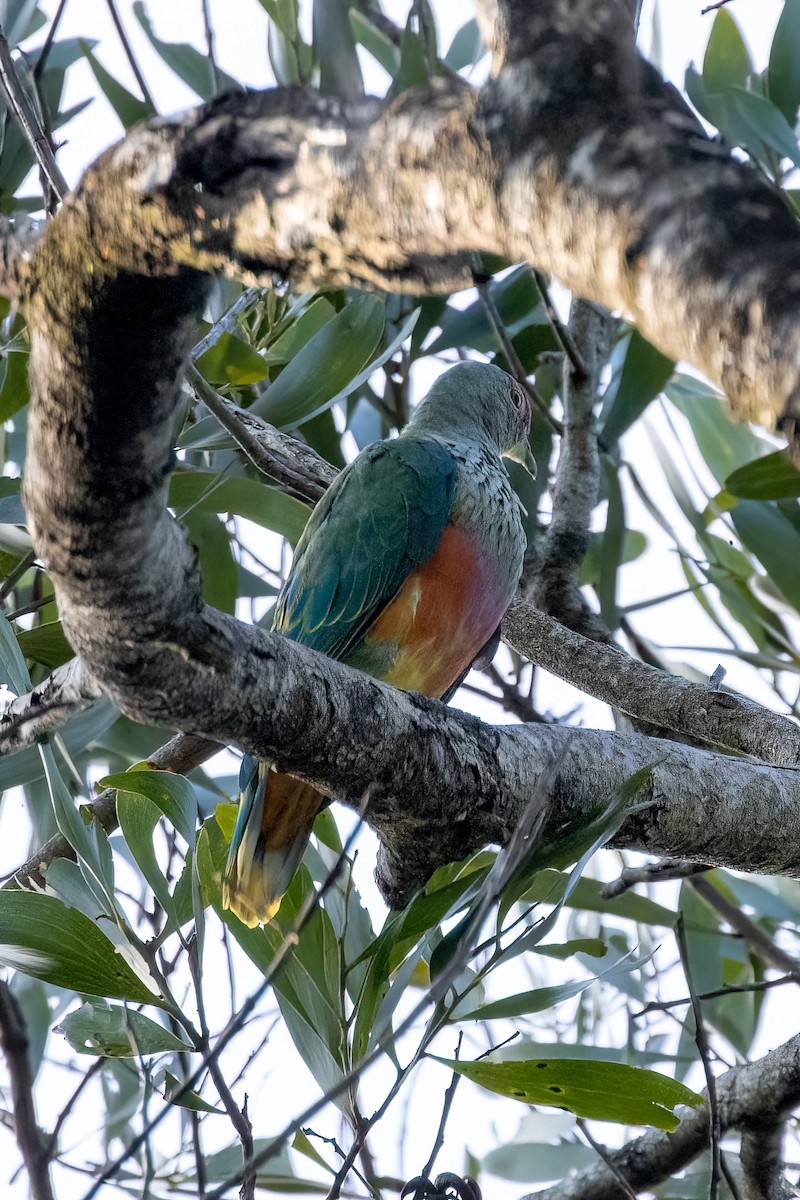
361,524 -> 505,698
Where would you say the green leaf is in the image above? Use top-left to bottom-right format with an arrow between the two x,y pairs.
444,18 -> 483,71
599,330 -> 674,447
768,0 -> 800,123
482,1139 -> 594,1184
60,1000 -> 190,1056
536,938 -> 608,960
457,977 -> 597,1021
0,891 -> 165,1005
16,620 -> 74,670
729,501 -> 800,612
0,331 -> 29,421
293,1129 -> 335,1173
0,610 -> 31,693
40,745 -> 118,916
195,331 -> 268,387
666,376 -> 764,485
263,296 -> 337,365
313,0 -> 364,99
435,1054 -> 702,1130
98,767 -> 197,845
162,1069 -> 222,1113
393,22 -> 429,92
724,88 -> 800,165
597,460 -> 625,629
133,1 -> 240,100
255,294 -> 385,428
349,9 -> 401,76
725,451 -> 800,499
117,792 -> 178,920
520,869 -> 677,927
703,9 -> 753,93
169,471 -> 311,543
79,39 -> 154,129
427,265 -> 547,354
183,510 -> 238,614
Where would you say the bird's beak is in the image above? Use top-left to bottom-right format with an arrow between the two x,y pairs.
505,438 -> 537,481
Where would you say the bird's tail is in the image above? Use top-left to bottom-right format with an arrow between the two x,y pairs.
222,755 -> 323,927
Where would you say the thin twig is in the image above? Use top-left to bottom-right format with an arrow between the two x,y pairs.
603,858 -> 711,899
45,1059 -> 104,1161
690,875 -> 800,981
208,780 -> 551,1200
187,364 -> 334,501
0,31 -> 68,200
200,0 -> 221,98
188,288 -> 262,361
633,973 -> 797,1018
675,914 -> 721,1199
302,1129 -> 378,1199
104,0 -> 157,110
186,934 -> 255,1200
576,1119 -> 636,1199
82,803 -> 370,1200
531,269 -> 587,380
0,981 -> 54,1200
472,269 -> 562,435
33,0 -> 69,83
421,1032 -> 463,1179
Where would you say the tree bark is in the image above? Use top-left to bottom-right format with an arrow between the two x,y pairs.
11,0 -> 800,905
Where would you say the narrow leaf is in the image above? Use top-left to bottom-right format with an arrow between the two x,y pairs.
0,891 -> 165,1006
435,1055 -> 702,1130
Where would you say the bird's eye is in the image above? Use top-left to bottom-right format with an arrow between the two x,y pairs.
512,387 -> 524,409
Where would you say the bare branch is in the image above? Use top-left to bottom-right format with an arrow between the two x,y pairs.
676,914 -> 722,1197
503,604 -> 800,766
0,31 -> 68,203
187,365 -> 336,501
0,657 -> 103,752
527,299 -> 612,638
739,1122 -> 789,1200
0,982 -> 54,1200
602,857 -> 710,898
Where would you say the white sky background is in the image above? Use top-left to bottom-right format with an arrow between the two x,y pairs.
2,1 -> 797,1198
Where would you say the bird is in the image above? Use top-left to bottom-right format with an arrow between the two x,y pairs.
222,360 -> 535,927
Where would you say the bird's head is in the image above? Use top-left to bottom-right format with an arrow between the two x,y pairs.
409,361 -> 536,478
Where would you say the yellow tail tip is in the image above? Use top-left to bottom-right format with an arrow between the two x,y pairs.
222,879 -> 282,927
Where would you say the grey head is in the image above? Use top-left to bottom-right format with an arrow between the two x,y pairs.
405,361 -> 534,469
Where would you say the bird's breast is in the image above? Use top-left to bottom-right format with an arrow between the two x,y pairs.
352,519 -> 520,699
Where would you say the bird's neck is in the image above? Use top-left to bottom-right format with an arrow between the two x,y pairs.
401,414 -> 494,454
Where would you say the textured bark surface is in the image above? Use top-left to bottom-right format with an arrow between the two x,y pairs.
12,0 -> 800,908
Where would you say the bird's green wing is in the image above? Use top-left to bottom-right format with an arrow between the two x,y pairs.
273,436 -> 457,659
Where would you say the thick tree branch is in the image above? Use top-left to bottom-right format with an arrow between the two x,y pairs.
14,0 -> 800,908
521,1032 -> 800,1200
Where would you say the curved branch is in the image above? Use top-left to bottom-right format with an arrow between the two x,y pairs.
502,604 -> 800,766
16,0 -> 800,909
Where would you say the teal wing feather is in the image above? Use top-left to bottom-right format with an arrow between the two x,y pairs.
273,436 -> 457,658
